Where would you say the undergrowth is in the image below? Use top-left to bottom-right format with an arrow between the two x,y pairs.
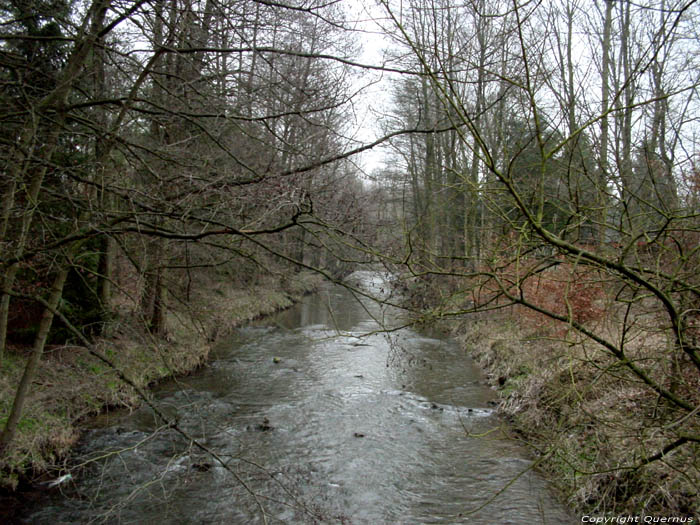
457,314 -> 699,517
0,271 -> 322,489
403,263 -> 699,517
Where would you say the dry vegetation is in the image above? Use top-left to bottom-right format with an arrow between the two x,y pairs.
448,267 -> 700,517
0,271 -> 322,489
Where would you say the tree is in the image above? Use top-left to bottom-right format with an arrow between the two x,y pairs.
379,0 -> 700,514
0,0 -> 367,459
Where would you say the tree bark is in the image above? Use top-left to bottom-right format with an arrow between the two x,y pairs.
0,266 -> 69,456
599,0 -> 613,244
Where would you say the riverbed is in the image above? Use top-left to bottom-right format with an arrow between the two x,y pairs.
26,271 -> 574,524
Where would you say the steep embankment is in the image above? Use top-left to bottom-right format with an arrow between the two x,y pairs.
0,271 -> 322,491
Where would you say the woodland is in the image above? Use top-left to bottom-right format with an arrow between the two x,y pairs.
0,0 -> 699,519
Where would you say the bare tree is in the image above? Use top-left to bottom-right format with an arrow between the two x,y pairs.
379,0 -> 700,514
0,0 -> 366,462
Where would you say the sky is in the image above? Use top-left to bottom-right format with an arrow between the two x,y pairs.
344,0 -> 396,177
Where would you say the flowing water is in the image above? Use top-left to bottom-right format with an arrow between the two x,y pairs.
26,271 -> 574,524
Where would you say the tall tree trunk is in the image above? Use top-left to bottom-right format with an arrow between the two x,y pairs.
93,3 -> 115,321
599,0 -> 613,245
467,5 -> 487,264
98,234 -> 116,309
648,0 -> 677,217
0,265 -> 69,455
618,0 -> 635,235
421,73 -> 437,266
139,0 -> 169,336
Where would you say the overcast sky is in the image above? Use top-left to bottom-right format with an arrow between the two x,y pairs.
346,0 -> 395,177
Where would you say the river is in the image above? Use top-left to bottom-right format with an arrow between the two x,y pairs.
26,271 -> 574,524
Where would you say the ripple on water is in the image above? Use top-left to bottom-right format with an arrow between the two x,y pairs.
26,273 -> 575,525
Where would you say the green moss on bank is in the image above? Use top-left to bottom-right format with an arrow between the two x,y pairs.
0,271 -> 322,488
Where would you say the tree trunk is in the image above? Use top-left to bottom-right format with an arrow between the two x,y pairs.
598,0 -> 613,245
618,0 -> 635,235
0,129 -> 58,365
98,235 -> 116,310
0,266 -> 69,455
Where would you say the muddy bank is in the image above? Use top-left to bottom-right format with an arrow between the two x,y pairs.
0,271 -> 322,504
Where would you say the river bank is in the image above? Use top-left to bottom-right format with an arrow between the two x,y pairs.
399,268 -> 698,518
0,270 -> 322,499
451,313 -> 699,519
17,270 -> 576,524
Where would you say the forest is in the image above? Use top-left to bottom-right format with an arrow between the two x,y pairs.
0,0 -> 699,520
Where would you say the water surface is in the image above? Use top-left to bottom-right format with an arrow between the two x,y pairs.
27,271 -> 574,524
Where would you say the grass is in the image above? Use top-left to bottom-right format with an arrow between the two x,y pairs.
456,315 -> 699,517
0,270 -> 322,489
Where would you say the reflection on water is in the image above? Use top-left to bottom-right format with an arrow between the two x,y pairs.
27,271 -> 575,524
